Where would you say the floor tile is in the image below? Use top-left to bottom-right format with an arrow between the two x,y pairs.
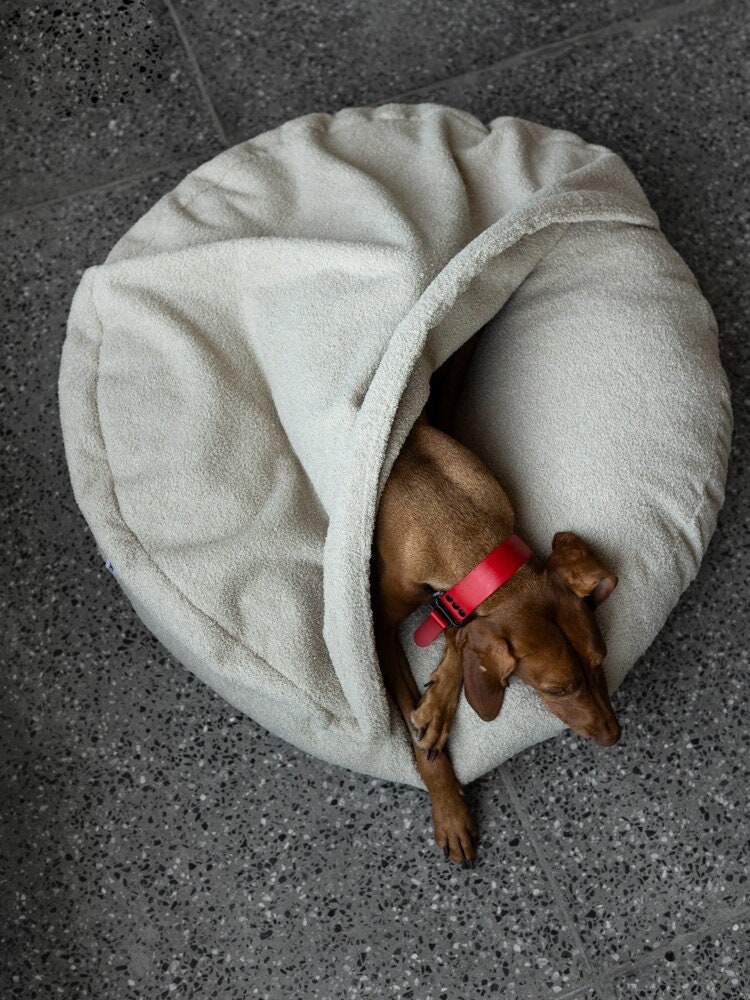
2,750 -> 591,998
610,920 -> 749,998
171,0 -> 667,142
0,0 -> 223,211
499,542 -> 749,974
0,166 -> 216,761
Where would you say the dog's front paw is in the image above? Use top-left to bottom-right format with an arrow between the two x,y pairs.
432,790 -> 478,867
410,675 -> 460,756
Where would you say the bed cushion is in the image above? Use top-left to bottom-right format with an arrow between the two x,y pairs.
59,102 -> 732,787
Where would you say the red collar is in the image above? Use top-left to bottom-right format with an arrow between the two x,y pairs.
413,534 -> 532,647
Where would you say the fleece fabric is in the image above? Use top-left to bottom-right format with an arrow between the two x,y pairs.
58,103 -> 732,788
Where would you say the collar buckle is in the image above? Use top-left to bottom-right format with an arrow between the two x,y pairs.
429,591 -> 470,629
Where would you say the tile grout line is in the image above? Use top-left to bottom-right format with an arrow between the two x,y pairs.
553,983 -> 601,1000
1,0 -> 727,218
500,769 -> 608,999
502,763 -> 750,993
161,0 -> 230,150
364,0 -> 727,110
596,904 -> 750,987
0,155 -> 206,223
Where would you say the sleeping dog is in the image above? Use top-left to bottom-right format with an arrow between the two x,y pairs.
370,338 -> 620,866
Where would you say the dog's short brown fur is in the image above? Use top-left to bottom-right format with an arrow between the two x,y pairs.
371,340 -> 620,866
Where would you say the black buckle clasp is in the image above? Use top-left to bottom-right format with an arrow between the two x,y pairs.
429,591 -> 469,629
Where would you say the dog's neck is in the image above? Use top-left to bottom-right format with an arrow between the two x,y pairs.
473,558 -> 542,616
426,522 -> 538,607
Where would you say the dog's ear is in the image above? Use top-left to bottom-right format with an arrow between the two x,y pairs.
547,531 -> 618,608
456,619 -> 517,722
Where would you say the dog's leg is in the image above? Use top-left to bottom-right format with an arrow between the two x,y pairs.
373,613 -> 477,866
409,630 -> 464,757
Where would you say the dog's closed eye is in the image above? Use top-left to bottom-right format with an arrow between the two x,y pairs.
542,684 -> 579,697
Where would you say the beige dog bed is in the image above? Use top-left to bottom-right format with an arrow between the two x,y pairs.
59,103 -> 732,787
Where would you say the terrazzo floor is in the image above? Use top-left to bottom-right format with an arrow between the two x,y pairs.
2,1 -> 748,997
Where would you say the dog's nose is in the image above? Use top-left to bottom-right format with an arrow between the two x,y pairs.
595,721 -> 621,747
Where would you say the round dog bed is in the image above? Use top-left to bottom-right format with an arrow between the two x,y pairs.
59,103 -> 732,788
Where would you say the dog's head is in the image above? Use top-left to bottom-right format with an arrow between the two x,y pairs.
455,531 -> 621,746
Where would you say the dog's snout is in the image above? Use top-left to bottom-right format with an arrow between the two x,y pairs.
595,720 -> 621,747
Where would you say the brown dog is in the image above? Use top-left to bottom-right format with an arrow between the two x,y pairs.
371,343 -> 621,866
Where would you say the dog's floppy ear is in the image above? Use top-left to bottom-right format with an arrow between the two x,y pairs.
547,531 -> 618,608
456,619 -> 517,722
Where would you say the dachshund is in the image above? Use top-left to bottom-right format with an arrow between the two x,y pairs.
371,338 -> 620,866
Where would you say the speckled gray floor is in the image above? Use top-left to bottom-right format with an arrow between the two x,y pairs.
1,1 -> 748,997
